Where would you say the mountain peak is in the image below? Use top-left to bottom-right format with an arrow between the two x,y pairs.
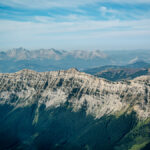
67,68 -> 79,73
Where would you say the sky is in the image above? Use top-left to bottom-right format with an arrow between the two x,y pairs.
0,0 -> 150,50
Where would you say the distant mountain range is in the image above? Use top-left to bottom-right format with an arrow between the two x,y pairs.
0,47 -> 106,60
83,61 -> 150,81
0,48 -> 150,73
0,48 -> 108,73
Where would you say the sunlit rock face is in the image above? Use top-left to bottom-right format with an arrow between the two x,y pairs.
0,69 -> 150,150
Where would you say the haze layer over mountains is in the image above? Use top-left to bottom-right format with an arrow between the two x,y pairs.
0,48 -> 150,71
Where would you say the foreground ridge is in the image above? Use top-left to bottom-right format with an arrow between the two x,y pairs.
0,68 -> 150,150
0,68 -> 150,119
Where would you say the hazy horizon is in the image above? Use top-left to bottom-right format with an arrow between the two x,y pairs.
0,47 -> 150,52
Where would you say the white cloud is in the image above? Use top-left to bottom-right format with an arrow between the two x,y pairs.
99,6 -> 118,16
0,18 -> 150,47
34,16 -> 54,23
0,0 -> 150,9
0,1 -> 149,50
0,19 -> 146,34
0,18 -> 150,34
0,0 -> 98,9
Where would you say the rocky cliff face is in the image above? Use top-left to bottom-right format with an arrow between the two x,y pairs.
0,69 -> 150,150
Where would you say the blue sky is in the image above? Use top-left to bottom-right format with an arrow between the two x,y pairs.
0,0 -> 150,50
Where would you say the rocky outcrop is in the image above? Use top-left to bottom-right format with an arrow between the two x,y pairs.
0,69 -> 150,150
0,69 -> 150,119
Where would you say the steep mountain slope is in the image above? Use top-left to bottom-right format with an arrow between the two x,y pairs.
0,69 -> 150,150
